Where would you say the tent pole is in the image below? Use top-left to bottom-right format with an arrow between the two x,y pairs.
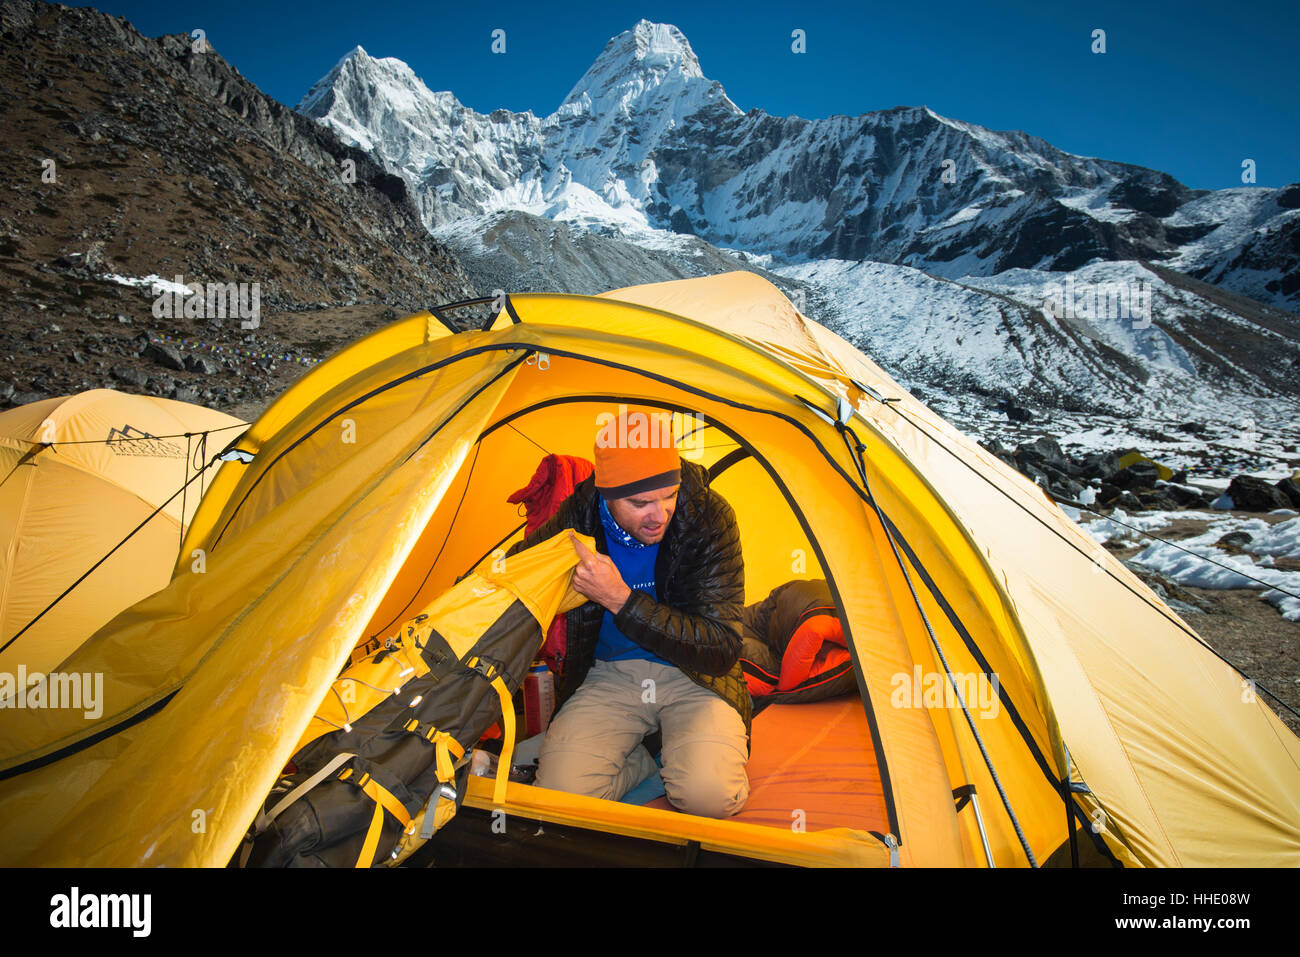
970,791 -> 994,867
181,432 -> 192,555
954,785 -> 995,867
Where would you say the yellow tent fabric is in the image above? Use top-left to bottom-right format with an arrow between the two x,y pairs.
0,360 -> 512,866
295,528 -> 592,757
0,389 -> 246,675
1,273 -> 1297,868
1116,450 -> 1173,481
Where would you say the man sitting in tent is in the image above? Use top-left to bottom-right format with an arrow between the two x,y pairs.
505,405 -> 750,818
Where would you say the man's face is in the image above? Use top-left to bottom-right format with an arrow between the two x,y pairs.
608,484 -> 679,545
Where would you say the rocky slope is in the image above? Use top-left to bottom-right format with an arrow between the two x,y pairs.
0,0 -> 475,414
778,257 -> 1300,421
431,208 -> 794,296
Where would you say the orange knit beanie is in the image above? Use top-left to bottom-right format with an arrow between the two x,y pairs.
593,405 -> 681,499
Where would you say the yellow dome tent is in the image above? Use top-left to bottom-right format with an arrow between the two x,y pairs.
0,389 -> 246,675
0,273 -> 1297,867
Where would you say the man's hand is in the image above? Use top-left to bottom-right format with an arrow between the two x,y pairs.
569,531 -> 632,614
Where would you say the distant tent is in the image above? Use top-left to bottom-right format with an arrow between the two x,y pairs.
0,389 -> 246,674
0,274 -> 1297,868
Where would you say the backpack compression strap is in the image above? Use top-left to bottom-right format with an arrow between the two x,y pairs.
467,656 -> 517,807
338,766 -> 413,868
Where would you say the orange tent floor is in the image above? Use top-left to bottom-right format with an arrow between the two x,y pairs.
641,696 -> 889,834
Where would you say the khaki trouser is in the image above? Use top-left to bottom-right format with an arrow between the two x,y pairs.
536,658 -> 750,818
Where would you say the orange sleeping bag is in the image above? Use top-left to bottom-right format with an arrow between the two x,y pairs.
739,579 -> 856,709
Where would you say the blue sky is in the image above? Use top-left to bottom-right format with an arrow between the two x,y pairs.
81,0 -> 1297,190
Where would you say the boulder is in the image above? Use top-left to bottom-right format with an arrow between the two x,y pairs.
1077,450 -> 1125,483
184,354 -> 221,375
1097,482 -> 1123,506
1158,482 -> 1210,509
1114,491 -> 1144,510
1019,462 -> 1052,489
996,398 -> 1034,423
1137,490 -> 1180,511
1015,436 -> 1069,473
111,366 -> 147,387
142,340 -> 186,371
1112,462 -> 1162,491
1225,474 -> 1293,512
1216,531 -> 1254,549
980,438 -> 1018,469
1276,477 -> 1300,509
1039,464 -> 1084,499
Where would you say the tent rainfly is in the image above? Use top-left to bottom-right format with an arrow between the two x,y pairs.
0,389 -> 246,675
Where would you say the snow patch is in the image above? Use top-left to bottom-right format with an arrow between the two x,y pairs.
1079,510 -> 1300,621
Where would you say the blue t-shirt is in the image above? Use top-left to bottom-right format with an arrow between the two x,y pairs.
593,496 -> 673,666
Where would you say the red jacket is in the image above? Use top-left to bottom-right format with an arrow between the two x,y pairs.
507,454 -> 594,674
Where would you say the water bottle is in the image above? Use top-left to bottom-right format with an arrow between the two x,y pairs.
523,660 -> 555,737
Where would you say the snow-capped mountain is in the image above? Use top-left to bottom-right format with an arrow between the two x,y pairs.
292,19 -> 1300,438
1163,185 -> 1300,306
550,19 -> 741,216
298,20 -> 1299,314
298,46 -> 546,229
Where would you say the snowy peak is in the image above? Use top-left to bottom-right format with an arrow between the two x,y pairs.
564,21 -> 703,99
559,20 -> 737,115
297,44 -> 469,157
548,20 -> 741,209
298,44 -> 460,119
298,45 -> 377,114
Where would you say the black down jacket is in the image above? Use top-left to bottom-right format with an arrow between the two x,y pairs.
504,458 -> 751,734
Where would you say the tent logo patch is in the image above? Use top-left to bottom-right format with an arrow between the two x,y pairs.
105,425 -> 185,458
